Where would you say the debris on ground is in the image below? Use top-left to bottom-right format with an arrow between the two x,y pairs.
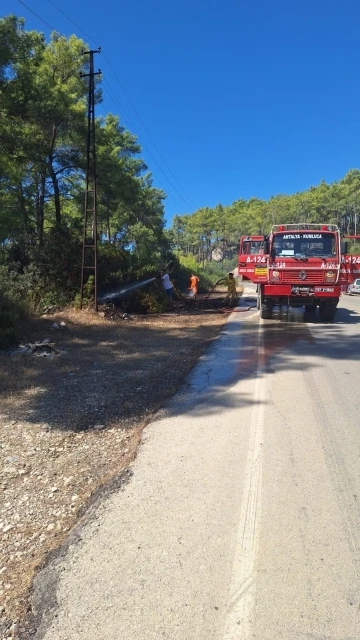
9,340 -> 62,358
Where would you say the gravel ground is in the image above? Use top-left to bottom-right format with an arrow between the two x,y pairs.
0,306 -> 227,639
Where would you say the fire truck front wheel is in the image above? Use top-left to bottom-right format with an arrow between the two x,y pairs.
260,299 -> 273,319
258,287 -> 272,319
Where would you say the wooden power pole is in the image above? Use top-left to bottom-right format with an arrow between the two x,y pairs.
80,48 -> 101,310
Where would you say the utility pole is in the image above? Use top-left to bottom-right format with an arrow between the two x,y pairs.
80,48 -> 101,310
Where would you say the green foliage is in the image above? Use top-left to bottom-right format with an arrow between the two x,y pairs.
0,15 -> 169,323
138,290 -> 168,314
0,261 -> 27,305
3,15 -> 360,329
73,275 -> 94,308
125,283 -> 168,314
98,245 -> 130,291
170,170 -> 360,267
176,254 -> 199,272
349,243 -> 360,255
23,229 -> 82,310
0,292 -> 19,350
0,257 -> 30,348
0,263 -> 28,349
171,254 -> 214,292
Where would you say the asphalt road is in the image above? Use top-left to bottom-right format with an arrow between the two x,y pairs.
34,294 -> 360,640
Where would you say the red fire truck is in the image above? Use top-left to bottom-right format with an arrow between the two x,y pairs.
238,224 -> 360,321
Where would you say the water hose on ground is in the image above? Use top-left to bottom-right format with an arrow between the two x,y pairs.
219,305 -> 257,313
171,280 -> 257,314
172,278 -> 227,304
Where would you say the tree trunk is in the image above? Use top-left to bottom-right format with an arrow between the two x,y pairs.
35,171 -> 46,245
17,182 -> 31,238
48,124 -> 61,229
106,196 -> 111,242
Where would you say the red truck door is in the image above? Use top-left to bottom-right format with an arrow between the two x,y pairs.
339,237 -> 360,287
239,236 -> 268,282
339,254 -> 360,286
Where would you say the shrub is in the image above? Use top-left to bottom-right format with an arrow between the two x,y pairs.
139,292 -> 168,314
349,242 -> 360,255
171,254 -> 217,293
24,229 -> 82,310
123,281 -> 168,314
0,291 -> 21,350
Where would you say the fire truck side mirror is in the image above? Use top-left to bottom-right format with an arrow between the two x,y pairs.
264,236 -> 270,254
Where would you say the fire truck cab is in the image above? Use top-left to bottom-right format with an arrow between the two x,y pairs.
239,224 -> 360,321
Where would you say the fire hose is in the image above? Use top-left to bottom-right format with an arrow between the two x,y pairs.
172,278 -> 224,303
172,280 -> 257,312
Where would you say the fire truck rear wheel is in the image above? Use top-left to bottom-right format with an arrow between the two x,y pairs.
319,304 -> 336,322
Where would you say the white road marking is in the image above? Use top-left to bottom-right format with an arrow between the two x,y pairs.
223,318 -> 265,639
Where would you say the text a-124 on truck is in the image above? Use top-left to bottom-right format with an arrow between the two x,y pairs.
238,224 -> 360,322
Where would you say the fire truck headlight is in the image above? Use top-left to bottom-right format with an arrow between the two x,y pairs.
325,271 -> 335,282
271,270 -> 280,281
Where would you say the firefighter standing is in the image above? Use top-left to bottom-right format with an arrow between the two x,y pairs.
220,272 -> 237,306
189,273 -> 200,298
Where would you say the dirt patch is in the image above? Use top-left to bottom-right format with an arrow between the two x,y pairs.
0,306 -> 227,638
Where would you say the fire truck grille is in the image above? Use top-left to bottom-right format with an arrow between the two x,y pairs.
282,271 -> 324,284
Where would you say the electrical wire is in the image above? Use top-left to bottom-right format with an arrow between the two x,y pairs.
101,80 -> 186,211
43,0 -> 197,210
102,79 -> 191,210
17,0 -> 196,212
46,0 -> 101,47
17,0 -> 60,34
39,0 -> 197,208
102,52 -> 197,209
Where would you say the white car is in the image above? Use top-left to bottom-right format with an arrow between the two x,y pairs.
347,278 -> 360,295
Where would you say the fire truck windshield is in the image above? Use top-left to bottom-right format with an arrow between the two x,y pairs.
272,232 -> 336,258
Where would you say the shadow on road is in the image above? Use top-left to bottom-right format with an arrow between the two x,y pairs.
304,301 -> 360,325
163,301 -> 360,420
1,300 -> 360,431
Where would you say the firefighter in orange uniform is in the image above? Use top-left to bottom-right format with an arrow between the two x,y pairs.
189,274 -> 200,298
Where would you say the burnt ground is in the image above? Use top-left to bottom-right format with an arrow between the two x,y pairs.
0,293 -> 239,638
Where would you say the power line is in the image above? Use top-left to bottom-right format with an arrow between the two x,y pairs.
46,0 -> 101,48
102,52 -> 197,208
43,0 -> 197,210
101,80 -> 187,211
17,0 -> 60,34
17,0 -> 195,212
101,80 -> 192,210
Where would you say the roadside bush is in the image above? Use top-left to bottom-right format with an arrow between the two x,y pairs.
0,237 -> 179,322
73,276 -> 95,309
171,254 -> 217,293
349,242 -> 360,255
0,291 -> 22,350
98,244 -> 131,292
124,282 -> 168,314
24,229 -> 82,310
0,258 -> 28,303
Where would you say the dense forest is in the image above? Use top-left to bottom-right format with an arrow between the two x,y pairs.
0,15 -> 176,345
168,170 -> 360,266
2,15 -> 360,348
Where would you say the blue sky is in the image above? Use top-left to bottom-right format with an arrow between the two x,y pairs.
5,0 -> 360,224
